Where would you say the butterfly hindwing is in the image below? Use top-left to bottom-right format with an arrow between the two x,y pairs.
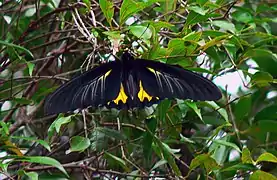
44,61 -> 122,115
135,58 -> 222,102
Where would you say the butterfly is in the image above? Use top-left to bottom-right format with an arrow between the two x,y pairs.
44,52 -> 221,115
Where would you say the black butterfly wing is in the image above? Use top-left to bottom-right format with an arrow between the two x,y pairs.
134,58 -> 222,103
44,61 -> 122,115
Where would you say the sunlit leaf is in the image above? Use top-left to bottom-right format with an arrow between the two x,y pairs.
19,156 -> 68,177
99,0 -> 114,26
250,170 -> 277,180
242,148 -> 254,164
69,136 -> 91,152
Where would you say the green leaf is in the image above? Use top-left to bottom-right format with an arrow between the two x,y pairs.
0,40 -> 33,58
153,137 -> 181,176
198,35 -> 230,52
185,11 -> 219,26
48,115 -> 72,140
250,170 -> 277,180
54,116 -> 72,133
105,152 -> 129,171
234,96 -> 252,122
189,154 -> 220,174
232,10 -> 253,23
251,71 -> 273,87
99,0 -> 114,26
11,97 -> 33,105
129,25 -> 152,40
20,156 -> 68,177
26,62 -> 35,77
205,101 -> 229,122
221,163 -> 257,172
188,5 -> 208,15
210,20 -> 236,34
0,121 -> 10,135
180,134 -> 195,144
150,159 -> 167,171
250,120 -> 277,134
156,99 -> 171,122
183,31 -> 202,41
143,117 -> 157,164
69,136 -> 91,152
103,31 -> 122,39
185,101 -> 202,121
242,148 -> 254,164
256,152 -> 277,164
119,0 -> 160,25
211,135 -> 231,165
244,49 -> 277,77
255,105 -> 277,121
11,136 -> 51,152
94,127 -> 127,141
24,171 -> 38,180
212,139 -> 241,153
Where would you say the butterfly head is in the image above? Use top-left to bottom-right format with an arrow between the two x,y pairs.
121,51 -> 135,63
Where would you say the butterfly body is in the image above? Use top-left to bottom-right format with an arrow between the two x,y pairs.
45,52 -> 221,115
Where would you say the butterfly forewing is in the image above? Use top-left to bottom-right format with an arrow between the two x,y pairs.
44,61 -> 122,115
135,58 -> 222,102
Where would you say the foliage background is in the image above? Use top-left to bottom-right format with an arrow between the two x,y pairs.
1,0 -> 277,179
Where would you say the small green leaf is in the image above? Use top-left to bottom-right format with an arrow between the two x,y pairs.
198,35 -> 230,52
221,163 -> 257,172
20,156 -> 68,177
210,21 -> 236,34
24,171 -> 38,180
143,117 -> 157,163
232,10 -> 253,23
189,154 -> 220,174
69,136 -> 91,152
0,121 -> 9,135
153,136 -> 181,176
105,152 -> 129,171
129,25 -> 152,40
242,148 -> 254,164
250,170 -> 277,180
185,101 -> 202,121
212,139 -> 241,153
48,115 -> 72,140
234,96 -> 252,122
54,116 -> 72,133
94,127 -> 127,141
0,40 -> 33,58
103,31 -> 122,39
99,0 -> 114,26
180,134 -> 195,144
256,152 -> 277,164
119,0 -> 160,25
156,99 -> 171,122
150,159 -> 167,171
12,97 -> 33,105
255,105 -> 277,121
11,136 -> 51,152
188,5 -> 208,15
26,62 -> 35,77
205,101 -> 229,122
251,71 -> 273,87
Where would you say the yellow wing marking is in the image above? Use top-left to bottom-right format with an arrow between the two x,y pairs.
138,81 -> 153,102
147,67 -> 155,73
113,83 -> 128,104
104,70 -> 112,78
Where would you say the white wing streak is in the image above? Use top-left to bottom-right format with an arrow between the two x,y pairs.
71,73 -> 108,108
